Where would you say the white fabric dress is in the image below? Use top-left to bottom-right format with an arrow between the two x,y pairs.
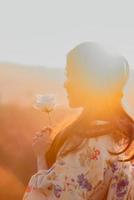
23,133 -> 134,200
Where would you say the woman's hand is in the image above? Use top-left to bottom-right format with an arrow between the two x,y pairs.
32,127 -> 53,157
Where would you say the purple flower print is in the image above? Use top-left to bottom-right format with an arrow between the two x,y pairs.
113,175 -> 118,180
116,179 -> 129,198
71,178 -> 75,182
77,173 -> 92,191
111,162 -> 118,173
54,185 -> 62,198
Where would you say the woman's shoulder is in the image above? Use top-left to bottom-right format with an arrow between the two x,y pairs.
86,134 -> 115,152
57,133 -> 114,161
87,132 -> 128,152
87,133 -> 114,144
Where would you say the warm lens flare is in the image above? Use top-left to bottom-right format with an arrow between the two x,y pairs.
0,45 -> 133,199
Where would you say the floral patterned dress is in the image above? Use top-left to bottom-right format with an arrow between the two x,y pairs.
23,134 -> 134,200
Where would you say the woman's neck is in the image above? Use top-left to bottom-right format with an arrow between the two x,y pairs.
81,104 -> 121,122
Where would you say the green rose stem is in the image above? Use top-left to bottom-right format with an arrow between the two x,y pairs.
43,107 -> 53,129
47,111 -> 52,127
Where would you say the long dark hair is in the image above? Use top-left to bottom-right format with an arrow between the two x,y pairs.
46,102 -> 134,168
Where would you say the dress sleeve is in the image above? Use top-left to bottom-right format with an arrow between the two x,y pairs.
22,137 -> 83,200
23,135 -> 115,200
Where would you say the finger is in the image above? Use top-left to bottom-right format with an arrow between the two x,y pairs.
35,133 -> 40,137
33,136 -> 47,143
34,134 -> 44,138
33,135 -> 38,139
32,135 -> 42,141
33,138 -> 38,142
32,142 -> 36,146
32,136 -> 43,142
41,127 -> 52,134
33,136 -> 52,144
32,139 -> 41,145
35,132 -> 43,136
33,135 -> 44,141
41,129 -> 50,135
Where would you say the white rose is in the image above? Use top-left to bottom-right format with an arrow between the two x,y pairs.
33,93 -> 57,112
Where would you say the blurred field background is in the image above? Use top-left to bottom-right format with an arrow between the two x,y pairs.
0,64 -> 134,200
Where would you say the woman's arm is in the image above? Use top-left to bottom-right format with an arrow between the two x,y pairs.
32,127 -> 52,171
37,154 -> 48,171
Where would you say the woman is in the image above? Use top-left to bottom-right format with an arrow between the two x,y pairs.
23,42 -> 134,200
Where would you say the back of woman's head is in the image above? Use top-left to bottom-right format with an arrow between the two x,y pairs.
67,42 -> 129,104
